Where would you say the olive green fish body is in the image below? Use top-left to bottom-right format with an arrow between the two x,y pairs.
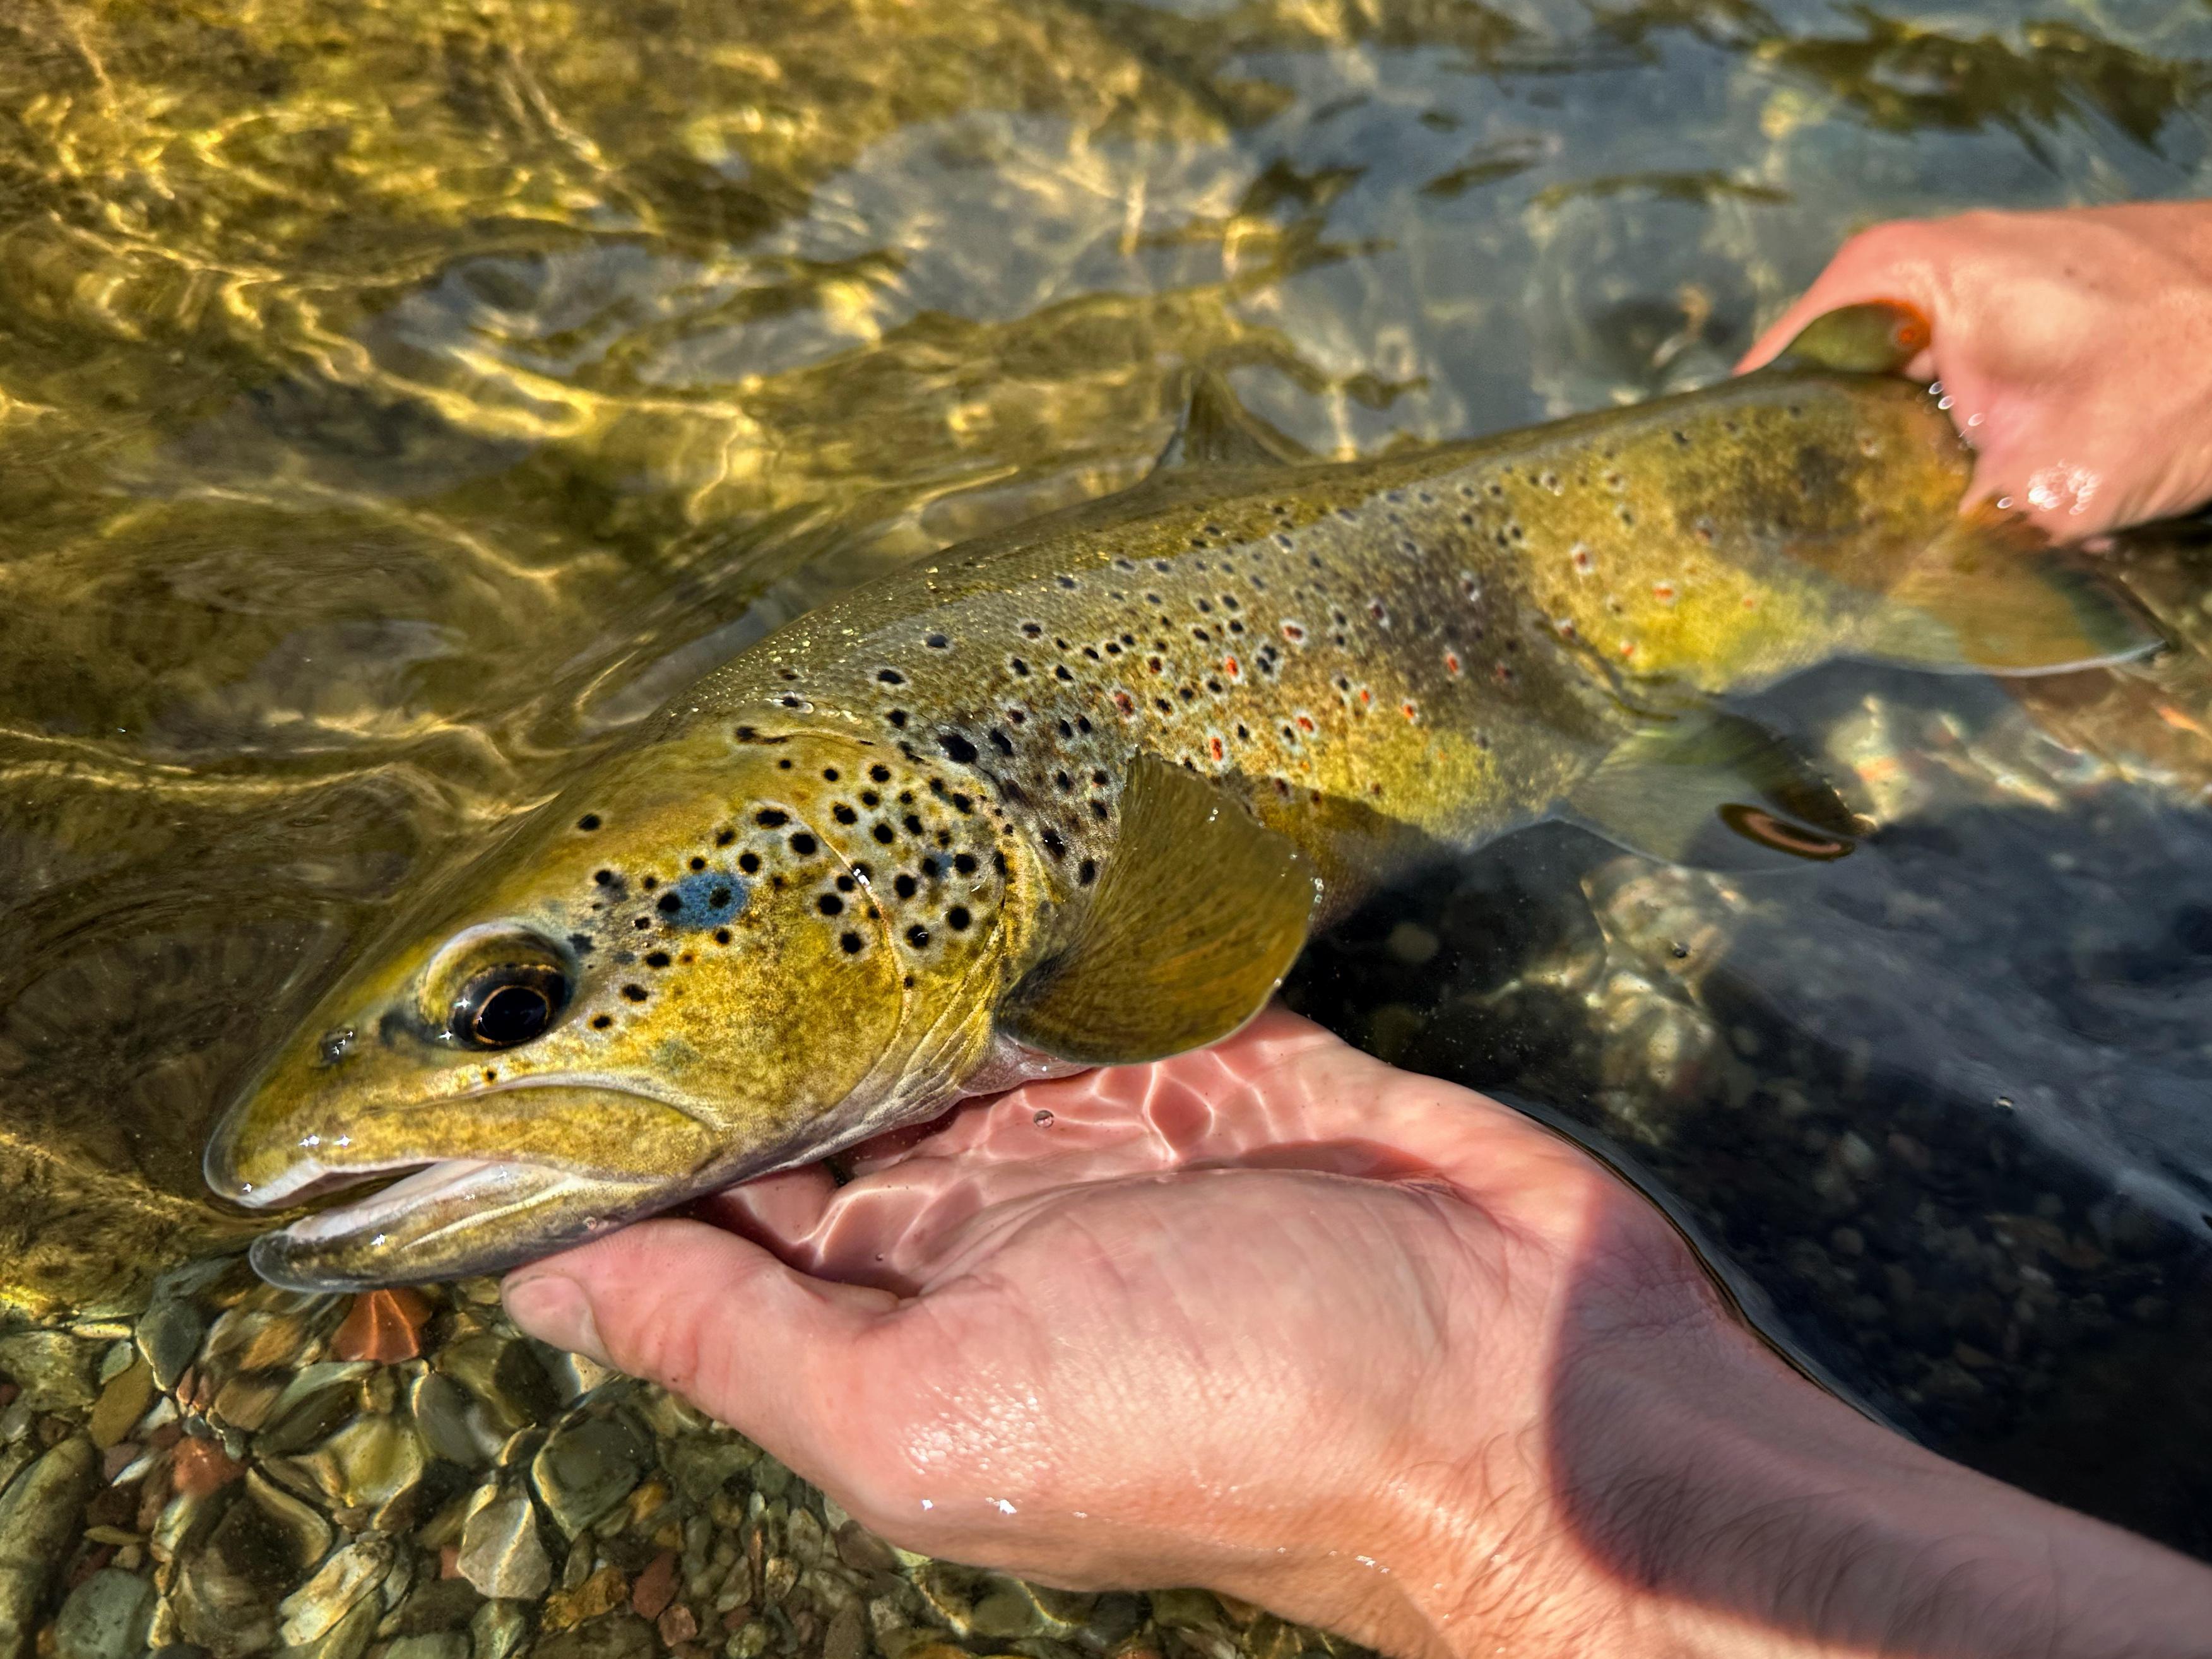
206,305 -> 2161,1288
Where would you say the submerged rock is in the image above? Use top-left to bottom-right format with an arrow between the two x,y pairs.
0,1438 -> 99,1659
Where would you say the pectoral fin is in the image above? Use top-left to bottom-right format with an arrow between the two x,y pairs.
998,753 -> 1318,1065
1861,502 -> 2165,675
1566,707 -> 1865,868
1150,370 -> 1313,472
1768,300 -> 1932,375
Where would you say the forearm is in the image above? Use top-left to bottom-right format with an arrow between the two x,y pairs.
1388,1319 -> 2212,1659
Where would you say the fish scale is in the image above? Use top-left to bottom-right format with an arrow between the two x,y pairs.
204,304 -> 2166,1288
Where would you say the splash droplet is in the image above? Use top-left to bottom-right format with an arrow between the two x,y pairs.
1033,1109 -> 1055,1128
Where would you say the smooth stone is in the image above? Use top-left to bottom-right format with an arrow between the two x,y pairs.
0,1437 -> 100,1659
382,1636 -> 468,1659
531,1417 -> 647,1537
0,1331 -> 97,1411
280,1594 -> 378,1659
531,1612 -> 654,1659
467,1598 -> 530,1659
456,1491 -> 550,1601
293,1414 -> 427,1522
88,1362 -> 157,1451
408,1373 -> 497,1470
52,1565 -> 156,1659
276,1537 -> 396,1645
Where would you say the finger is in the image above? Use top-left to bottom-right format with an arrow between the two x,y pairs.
503,1217 -> 897,1470
1735,232 -> 1942,381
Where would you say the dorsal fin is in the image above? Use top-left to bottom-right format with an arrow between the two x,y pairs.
1767,300 -> 1932,375
1150,370 -> 1313,473
997,753 -> 1316,1065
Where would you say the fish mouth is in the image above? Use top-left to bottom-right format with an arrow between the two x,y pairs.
210,1073 -> 734,1290
245,1156 -> 687,1291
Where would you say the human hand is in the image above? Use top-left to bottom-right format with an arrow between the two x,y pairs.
503,1010 -> 2212,1659
1740,202 -> 2212,540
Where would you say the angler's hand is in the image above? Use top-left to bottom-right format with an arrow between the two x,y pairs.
503,1011 -> 2212,1659
1740,202 -> 2212,540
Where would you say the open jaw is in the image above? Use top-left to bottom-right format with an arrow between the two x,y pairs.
244,1156 -> 685,1292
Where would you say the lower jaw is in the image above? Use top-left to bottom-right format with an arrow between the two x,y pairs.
245,1159 -> 675,1292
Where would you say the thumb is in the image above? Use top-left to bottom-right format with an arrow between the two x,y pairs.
504,1216 -> 899,1455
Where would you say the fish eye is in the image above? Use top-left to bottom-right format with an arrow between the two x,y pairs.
451,964 -> 568,1050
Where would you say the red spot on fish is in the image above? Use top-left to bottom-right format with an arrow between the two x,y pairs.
1402,702 -> 1418,721
1283,622 -> 1306,642
1571,545 -> 1593,572
1652,581 -> 1677,603
1359,687 -> 1373,706
1742,595 -> 1758,609
1493,662 -> 1515,685
1113,690 -> 1135,716
1224,656 -> 1239,678
1210,736 -> 1225,761
1295,714 -> 1315,733
1445,651 -> 1461,675
1556,618 -> 1577,640
1620,641 -> 1636,658
1694,523 -> 1715,545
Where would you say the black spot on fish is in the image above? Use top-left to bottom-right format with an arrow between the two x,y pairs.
1010,657 -> 1031,676
1078,857 -> 1097,885
887,710 -> 908,728
791,832 -> 817,855
953,853 -> 978,875
658,892 -> 683,914
715,828 -> 736,846
818,893 -> 843,916
645,950 -> 671,968
841,931 -> 864,953
738,852 -> 760,874
877,669 -> 904,685
906,924 -> 931,948
940,731 -> 978,764
833,803 -> 858,824
690,856 -> 707,871
1041,827 -> 1066,859
714,927 -> 732,945
622,984 -> 648,1001
755,808 -> 789,828
925,633 -> 949,649
576,813 -> 601,832
873,823 -> 896,844
593,869 -> 618,888
990,728 -> 1015,756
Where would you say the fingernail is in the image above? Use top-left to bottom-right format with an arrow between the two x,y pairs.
502,1272 -> 611,1366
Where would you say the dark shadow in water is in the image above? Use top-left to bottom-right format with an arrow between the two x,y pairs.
1288,764 -> 2212,1562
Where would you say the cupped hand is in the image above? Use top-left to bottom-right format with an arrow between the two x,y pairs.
1740,203 -> 2212,539
501,1010 -> 1741,1656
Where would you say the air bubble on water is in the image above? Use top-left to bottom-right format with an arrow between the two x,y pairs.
1033,1109 -> 1054,1127
1995,1095 -> 2015,1111
1936,395 -> 1953,411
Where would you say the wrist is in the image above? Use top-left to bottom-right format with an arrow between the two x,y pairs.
1364,1291 -> 2212,1659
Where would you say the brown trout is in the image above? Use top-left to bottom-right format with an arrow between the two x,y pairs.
204,304 -> 2159,1289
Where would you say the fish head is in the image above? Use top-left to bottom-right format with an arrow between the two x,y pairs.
207,719 -> 1031,1289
